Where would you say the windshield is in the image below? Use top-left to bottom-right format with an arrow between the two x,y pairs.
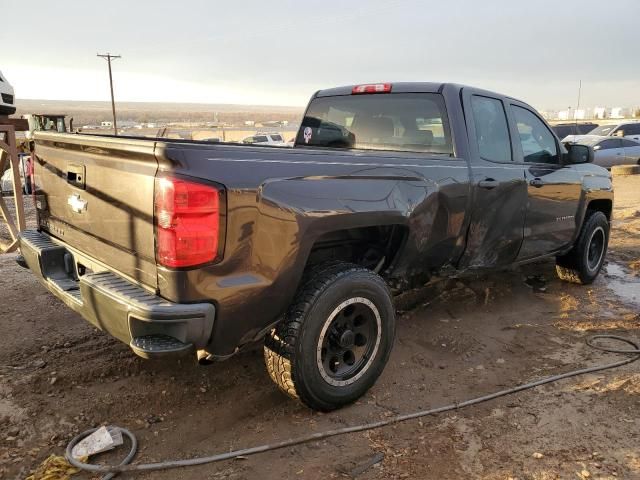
576,137 -> 604,146
588,125 -> 617,136
297,93 -> 453,155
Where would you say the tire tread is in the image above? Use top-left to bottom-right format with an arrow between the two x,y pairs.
555,210 -> 609,285
264,261 -> 392,410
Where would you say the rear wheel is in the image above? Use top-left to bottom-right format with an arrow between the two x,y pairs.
556,211 -> 609,284
264,262 -> 395,411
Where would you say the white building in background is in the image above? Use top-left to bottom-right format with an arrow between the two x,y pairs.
573,109 -> 586,120
593,107 -> 607,119
244,120 -> 255,126
101,121 -> 113,127
610,107 -> 626,119
558,110 -> 570,121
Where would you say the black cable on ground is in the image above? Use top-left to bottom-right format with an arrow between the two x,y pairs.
65,335 -> 640,477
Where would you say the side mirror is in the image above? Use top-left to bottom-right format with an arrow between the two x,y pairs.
564,143 -> 594,164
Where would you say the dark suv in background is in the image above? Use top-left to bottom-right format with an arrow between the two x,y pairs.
551,122 -> 599,140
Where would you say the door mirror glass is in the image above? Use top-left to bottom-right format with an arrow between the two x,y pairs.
565,143 -> 593,164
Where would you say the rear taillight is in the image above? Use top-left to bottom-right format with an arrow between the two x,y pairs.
154,176 -> 220,268
352,83 -> 392,94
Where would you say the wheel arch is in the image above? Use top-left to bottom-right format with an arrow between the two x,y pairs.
586,198 -> 612,221
304,223 -> 410,279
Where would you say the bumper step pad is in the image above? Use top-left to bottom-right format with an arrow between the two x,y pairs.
130,334 -> 193,358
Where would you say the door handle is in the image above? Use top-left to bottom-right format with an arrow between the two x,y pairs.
478,178 -> 499,189
530,178 -> 544,188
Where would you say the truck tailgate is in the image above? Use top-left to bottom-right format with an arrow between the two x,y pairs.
34,133 -> 159,289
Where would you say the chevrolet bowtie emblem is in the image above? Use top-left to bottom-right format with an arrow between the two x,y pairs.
68,193 -> 88,213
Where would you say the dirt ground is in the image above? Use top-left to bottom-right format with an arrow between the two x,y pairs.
1,176 -> 639,480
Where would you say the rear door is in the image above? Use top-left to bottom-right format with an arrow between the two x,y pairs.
509,104 -> 582,259
459,90 -> 528,268
622,138 -> 640,164
34,133 -> 159,289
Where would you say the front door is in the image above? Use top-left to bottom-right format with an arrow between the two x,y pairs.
510,104 -> 582,260
595,138 -> 624,168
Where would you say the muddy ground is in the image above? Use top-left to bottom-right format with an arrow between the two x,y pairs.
1,176 -> 639,480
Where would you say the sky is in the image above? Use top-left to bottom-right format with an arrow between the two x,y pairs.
2,0 -> 639,110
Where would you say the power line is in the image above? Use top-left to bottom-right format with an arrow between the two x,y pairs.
97,53 -> 121,135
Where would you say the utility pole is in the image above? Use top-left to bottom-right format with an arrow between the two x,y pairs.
97,53 -> 121,135
575,80 -> 582,124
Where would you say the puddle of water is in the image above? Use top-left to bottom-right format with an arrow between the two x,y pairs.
606,263 -> 640,306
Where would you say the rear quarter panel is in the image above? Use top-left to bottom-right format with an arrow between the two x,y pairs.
154,143 -> 471,356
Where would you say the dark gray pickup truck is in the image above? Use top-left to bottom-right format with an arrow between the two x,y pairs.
19,82 -> 613,410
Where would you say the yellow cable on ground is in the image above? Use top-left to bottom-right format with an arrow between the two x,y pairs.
26,454 -> 86,480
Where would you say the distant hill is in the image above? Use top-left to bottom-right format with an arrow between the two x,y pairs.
15,99 -> 304,127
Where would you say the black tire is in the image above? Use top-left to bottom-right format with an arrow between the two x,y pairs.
556,211 -> 609,284
264,261 -> 395,411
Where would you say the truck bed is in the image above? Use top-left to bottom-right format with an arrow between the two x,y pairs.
32,130 -> 471,356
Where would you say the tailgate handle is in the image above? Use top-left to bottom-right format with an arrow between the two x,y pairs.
67,164 -> 86,189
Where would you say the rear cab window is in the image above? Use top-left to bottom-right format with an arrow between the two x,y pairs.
470,95 -> 512,163
297,92 -> 453,155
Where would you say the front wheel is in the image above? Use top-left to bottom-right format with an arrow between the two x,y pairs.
556,211 -> 609,284
264,262 -> 395,411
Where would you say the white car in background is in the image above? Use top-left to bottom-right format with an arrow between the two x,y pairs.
241,133 -> 285,146
563,122 -> 640,143
0,70 -> 16,115
572,135 -> 640,168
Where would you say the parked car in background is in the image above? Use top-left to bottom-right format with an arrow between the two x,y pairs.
571,135 -> 640,168
552,122 -> 598,141
242,132 -> 285,145
565,122 -> 640,143
0,70 -> 16,115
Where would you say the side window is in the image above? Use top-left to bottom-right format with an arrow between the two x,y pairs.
621,139 -> 639,147
512,106 -> 559,164
470,95 -> 511,162
625,124 -> 640,135
599,139 -> 621,150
